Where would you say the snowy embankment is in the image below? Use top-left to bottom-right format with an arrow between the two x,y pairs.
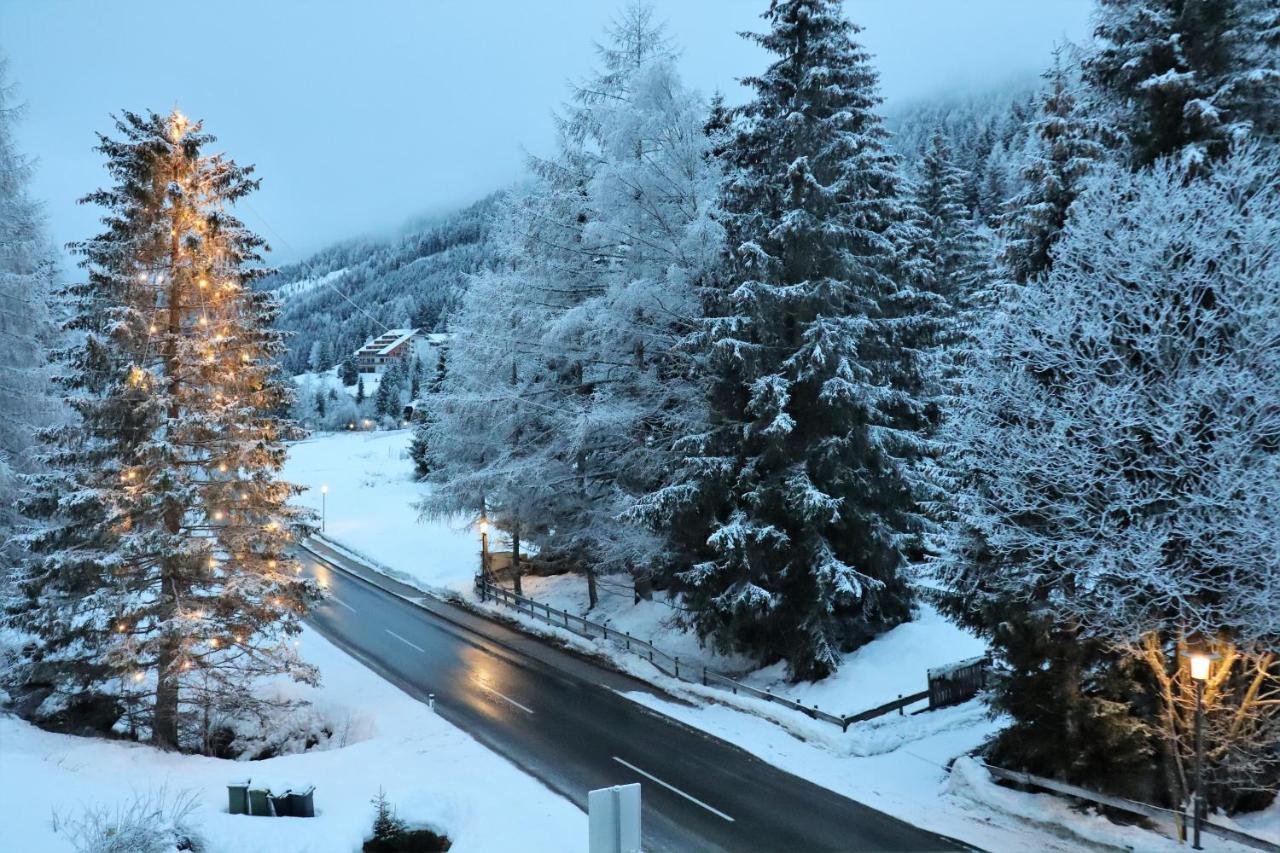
0,626 -> 584,853
280,429 -> 1277,853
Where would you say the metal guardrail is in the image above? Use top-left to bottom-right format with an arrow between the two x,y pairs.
476,576 -> 971,732
980,763 -> 1280,852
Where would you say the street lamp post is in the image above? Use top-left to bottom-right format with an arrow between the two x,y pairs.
320,484 -> 328,534
1187,650 -> 1213,850
479,517 -> 490,580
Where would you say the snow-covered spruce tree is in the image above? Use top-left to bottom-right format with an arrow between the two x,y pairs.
20,111 -> 316,749
374,357 -> 406,424
1082,0 -> 1279,171
0,59 -> 59,569
637,0 -> 930,679
995,50 -> 1107,289
910,131 -> 988,320
939,147 -> 1280,807
339,354 -> 358,387
408,348 -> 445,480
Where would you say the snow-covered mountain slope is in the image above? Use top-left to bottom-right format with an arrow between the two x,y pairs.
261,192 -> 502,374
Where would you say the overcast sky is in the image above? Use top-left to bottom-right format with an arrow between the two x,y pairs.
2,0 -> 1092,262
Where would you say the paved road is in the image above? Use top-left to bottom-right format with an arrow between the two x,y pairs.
298,539 -> 969,853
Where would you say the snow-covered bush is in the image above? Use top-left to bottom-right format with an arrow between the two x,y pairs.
215,701 -> 364,760
53,787 -> 204,853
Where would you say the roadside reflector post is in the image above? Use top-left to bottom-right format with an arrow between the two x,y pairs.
589,783 -> 641,853
428,692 -> 435,711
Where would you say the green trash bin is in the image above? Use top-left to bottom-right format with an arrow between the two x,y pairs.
247,787 -> 274,817
287,786 -> 315,818
227,779 -> 251,815
270,789 -> 292,817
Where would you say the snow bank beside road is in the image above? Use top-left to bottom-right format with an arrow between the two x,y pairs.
0,626 -> 583,853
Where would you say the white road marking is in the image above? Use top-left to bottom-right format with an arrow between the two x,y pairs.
611,756 -> 735,822
385,629 -> 426,653
327,595 -> 356,613
472,678 -> 535,715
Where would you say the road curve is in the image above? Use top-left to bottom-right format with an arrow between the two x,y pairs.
297,539 -> 971,853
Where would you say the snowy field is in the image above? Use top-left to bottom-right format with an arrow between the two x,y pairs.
281,429 -> 1278,852
282,429 -> 478,595
0,626 -> 584,853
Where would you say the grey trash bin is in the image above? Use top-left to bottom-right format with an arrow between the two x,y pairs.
247,786 -> 274,816
270,789 -> 292,817
227,779 -> 251,815
287,786 -> 315,818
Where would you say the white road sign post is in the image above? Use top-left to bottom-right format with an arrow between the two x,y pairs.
588,783 -> 641,853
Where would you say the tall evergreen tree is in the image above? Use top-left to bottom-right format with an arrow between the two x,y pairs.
912,132 -> 988,315
0,59 -> 59,567
1082,0 -> 1280,171
996,51 -> 1107,288
638,0 -> 929,679
409,346 -> 448,480
20,110 -> 316,748
339,354 -> 358,386
374,358 -> 406,422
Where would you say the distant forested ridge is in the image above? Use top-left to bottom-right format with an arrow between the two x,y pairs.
888,83 -> 1038,222
260,192 -> 502,374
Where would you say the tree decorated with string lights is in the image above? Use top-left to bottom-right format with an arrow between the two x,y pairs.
20,110 -> 316,750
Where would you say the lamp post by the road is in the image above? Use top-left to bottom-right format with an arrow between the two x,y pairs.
320,484 -> 328,533
479,516 -> 490,580
1185,648 -> 1214,850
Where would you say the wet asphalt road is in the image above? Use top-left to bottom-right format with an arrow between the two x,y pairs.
299,540 -> 969,853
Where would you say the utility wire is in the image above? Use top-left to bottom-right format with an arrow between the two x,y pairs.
241,199 -> 394,336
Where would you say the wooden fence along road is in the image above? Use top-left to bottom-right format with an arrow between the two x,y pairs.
475,576 -> 986,731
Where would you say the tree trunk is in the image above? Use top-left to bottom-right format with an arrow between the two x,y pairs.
586,563 -> 599,610
152,592 -> 181,748
512,522 -> 522,596
153,186 -> 184,751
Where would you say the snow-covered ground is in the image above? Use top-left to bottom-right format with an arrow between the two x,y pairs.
282,429 -> 477,595
0,626 -> 584,853
281,429 -> 1278,852
293,367 -> 382,402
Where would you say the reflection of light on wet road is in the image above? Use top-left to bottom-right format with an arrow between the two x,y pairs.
311,561 -> 332,590
471,675 -> 535,714
463,649 -> 535,715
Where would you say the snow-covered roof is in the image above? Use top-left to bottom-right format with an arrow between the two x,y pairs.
356,328 -> 417,356
354,329 -> 450,358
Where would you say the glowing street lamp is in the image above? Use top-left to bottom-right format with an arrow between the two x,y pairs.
320,484 -> 328,533
479,516 -> 490,580
1183,644 -> 1218,850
